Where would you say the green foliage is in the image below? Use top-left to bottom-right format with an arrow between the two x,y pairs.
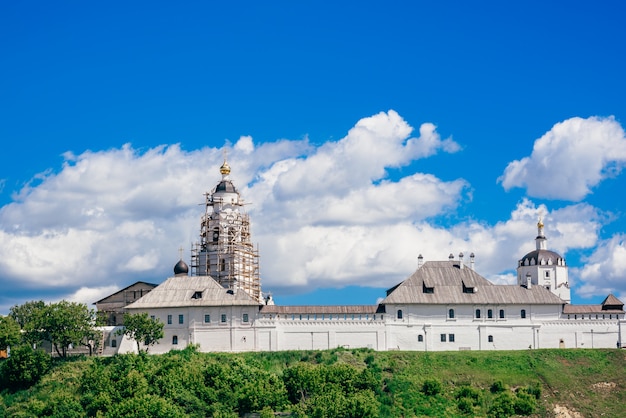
9,300 -> 46,345
118,312 -> 164,353
421,378 -> 442,396
0,316 -> 21,351
0,348 -> 625,417
490,380 -> 507,393
488,391 -> 515,418
9,300 -> 98,357
0,345 -> 51,390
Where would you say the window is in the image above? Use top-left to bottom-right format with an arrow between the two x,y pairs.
449,334 -> 455,342
192,291 -> 203,299
111,339 -> 117,348
448,308 -> 455,319
204,314 -> 211,323
220,258 -> 226,271
488,309 -> 493,319
499,309 -> 505,319
521,309 -> 526,319
418,335 -> 424,342
172,335 -> 178,345
545,270 -> 550,278
440,334 -> 446,342
167,315 -> 172,325
242,313 -> 249,323
397,309 -> 403,319
150,315 -> 155,321
221,314 -> 227,323
178,314 -> 184,324
475,309 -> 481,319
488,335 -> 493,343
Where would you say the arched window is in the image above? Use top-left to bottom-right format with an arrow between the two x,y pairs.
212,228 -> 219,242
488,335 -> 493,343
488,309 -> 493,319
418,334 -> 424,342
499,309 -> 505,319
397,309 -> 403,320
220,258 -> 226,272
172,335 -> 178,345
521,309 -> 526,319
475,309 -> 481,319
448,308 -> 455,319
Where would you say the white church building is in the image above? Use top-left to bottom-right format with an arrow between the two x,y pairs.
99,161 -> 624,354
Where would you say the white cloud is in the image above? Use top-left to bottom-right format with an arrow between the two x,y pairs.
499,116 -> 626,201
574,235 -> 626,301
0,110 -> 621,310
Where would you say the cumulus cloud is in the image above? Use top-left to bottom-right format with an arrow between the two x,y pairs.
499,116 -> 626,201
0,110 -> 621,312
0,111 -> 464,310
574,235 -> 626,301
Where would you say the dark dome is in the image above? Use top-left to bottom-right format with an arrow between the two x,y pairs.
174,259 -> 189,275
519,249 -> 565,267
215,180 -> 238,193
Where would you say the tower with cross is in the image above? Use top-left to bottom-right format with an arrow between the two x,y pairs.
190,156 -> 262,302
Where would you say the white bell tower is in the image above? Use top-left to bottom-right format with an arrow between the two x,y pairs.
191,158 -> 262,302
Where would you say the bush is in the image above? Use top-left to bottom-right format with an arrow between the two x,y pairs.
490,380 -> 506,393
421,378 -> 442,396
457,397 -> 475,415
488,392 -> 515,418
514,390 -> 537,415
0,345 -> 51,390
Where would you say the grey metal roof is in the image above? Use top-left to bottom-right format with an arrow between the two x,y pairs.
519,249 -> 565,266
125,276 -> 261,309
382,261 -> 565,305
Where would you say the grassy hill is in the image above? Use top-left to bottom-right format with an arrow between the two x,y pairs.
1,347 -> 624,417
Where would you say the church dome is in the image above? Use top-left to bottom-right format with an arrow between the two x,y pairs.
519,249 -> 565,267
174,259 -> 189,276
215,180 -> 238,193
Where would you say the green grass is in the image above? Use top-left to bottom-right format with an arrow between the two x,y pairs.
1,347 -> 624,417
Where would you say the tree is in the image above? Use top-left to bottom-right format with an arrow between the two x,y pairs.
118,312 -> 164,353
41,301 -> 97,358
9,300 -> 46,345
10,300 -> 97,358
0,315 -> 21,352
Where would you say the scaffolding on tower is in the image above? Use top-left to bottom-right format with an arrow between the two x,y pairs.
190,189 -> 262,303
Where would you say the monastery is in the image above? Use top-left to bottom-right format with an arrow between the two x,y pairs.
96,161 -> 625,354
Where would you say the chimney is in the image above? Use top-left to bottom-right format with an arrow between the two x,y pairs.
470,253 -> 475,270
418,254 -> 424,269
459,252 -> 464,269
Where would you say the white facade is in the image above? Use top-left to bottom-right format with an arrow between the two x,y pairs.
106,162 -> 624,354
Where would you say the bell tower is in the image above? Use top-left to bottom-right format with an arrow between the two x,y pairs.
517,217 -> 570,303
191,158 -> 262,302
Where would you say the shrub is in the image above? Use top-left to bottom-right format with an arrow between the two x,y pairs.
457,397 -> 475,415
0,345 -> 51,390
488,392 -> 515,418
421,378 -> 442,396
490,380 -> 506,393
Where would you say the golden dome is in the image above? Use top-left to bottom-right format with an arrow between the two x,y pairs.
220,160 -> 231,175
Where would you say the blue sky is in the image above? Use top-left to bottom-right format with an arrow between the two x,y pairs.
1,1 -> 625,313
